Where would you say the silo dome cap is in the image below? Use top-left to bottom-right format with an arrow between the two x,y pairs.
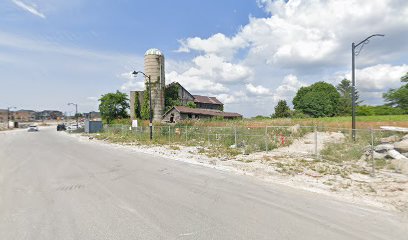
145,48 -> 163,56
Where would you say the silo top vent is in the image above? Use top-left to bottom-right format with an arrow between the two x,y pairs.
145,48 -> 163,56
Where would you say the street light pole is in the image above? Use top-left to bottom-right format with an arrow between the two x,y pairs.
351,34 -> 384,141
351,42 -> 356,141
132,71 -> 153,141
68,103 -> 78,127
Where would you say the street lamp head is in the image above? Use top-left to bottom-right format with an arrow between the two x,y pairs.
132,70 -> 149,79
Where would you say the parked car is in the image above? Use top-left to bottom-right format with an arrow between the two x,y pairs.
67,124 -> 78,130
28,125 -> 39,132
57,124 -> 66,131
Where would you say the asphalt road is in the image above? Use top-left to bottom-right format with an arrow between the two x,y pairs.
0,127 -> 407,240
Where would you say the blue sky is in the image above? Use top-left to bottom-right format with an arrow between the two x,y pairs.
1,0 -> 408,117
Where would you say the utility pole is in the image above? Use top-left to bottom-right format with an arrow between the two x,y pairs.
132,71 -> 153,141
351,34 -> 384,141
68,103 -> 78,127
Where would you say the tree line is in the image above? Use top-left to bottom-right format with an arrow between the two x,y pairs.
96,72 -> 407,123
272,72 -> 408,118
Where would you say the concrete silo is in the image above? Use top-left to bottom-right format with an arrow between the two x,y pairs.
144,48 -> 165,121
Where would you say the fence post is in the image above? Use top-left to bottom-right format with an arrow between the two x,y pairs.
185,126 -> 188,142
168,125 -> 171,144
234,127 -> 237,147
314,125 -> 318,159
265,126 -> 268,152
208,127 -> 210,146
370,128 -> 375,177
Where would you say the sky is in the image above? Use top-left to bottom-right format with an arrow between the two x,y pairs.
0,0 -> 407,117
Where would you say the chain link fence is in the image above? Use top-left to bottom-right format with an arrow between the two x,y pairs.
101,124 -> 407,175
0,122 -> 8,130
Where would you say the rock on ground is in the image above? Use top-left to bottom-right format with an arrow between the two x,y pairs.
394,139 -> 408,153
289,124 -> 301,134
380,135 -> 400,144
387,149 -> 408,160
394,159 -> 408,174
374,144 -> 394,153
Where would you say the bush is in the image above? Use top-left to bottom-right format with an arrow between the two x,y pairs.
290,110 -> 309,119
252,115 -> 271,120
356,105 -> 407,116
110,118 -> 132,125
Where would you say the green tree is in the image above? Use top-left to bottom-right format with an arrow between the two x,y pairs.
293,81 -> 341,117
272,100 -> 291,118
134,91 -> 142,119
383,72 -> 408,110
164,83 -> 182,112
186,101 -> 196,108
336,79 -> 362,115
401,72 -> 408,82
99,91 -> 129,124
141,84 -> 150,120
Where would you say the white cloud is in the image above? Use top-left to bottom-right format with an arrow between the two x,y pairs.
216,91 -> 248,105
274,74 -> 305,101
246,83 -> 272,95
177,0 -> 408,70
189,54 -> 253,83
164,54 -> 252,96
177,33 -> 248,59
166,70 -> 229,94
120,80 -> 145,92
337,64 -> 408,92
118,72 -> 146,92
172,0 -> 408,116
11,0 -> 46,18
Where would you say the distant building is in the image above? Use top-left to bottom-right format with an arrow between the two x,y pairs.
192,95 -> 223,111
0,109 -> 8,123
130,82 -> 239,122
35,110 -> 63,120
13,110 -> 36,122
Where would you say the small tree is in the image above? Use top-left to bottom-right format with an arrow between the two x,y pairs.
336,79 -> 362,115
99,91 -> 129,124
293,81 -> 341,117
134,91 -> 142,119
164,83 -> 182,112
383,72 -> 408,110
141,83 -> 150,120
272,100 -> 291,118
401,72 -> 408,82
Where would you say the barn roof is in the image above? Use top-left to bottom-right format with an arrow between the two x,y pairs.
169,106 -> 242,118
192,95 -> 223,105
